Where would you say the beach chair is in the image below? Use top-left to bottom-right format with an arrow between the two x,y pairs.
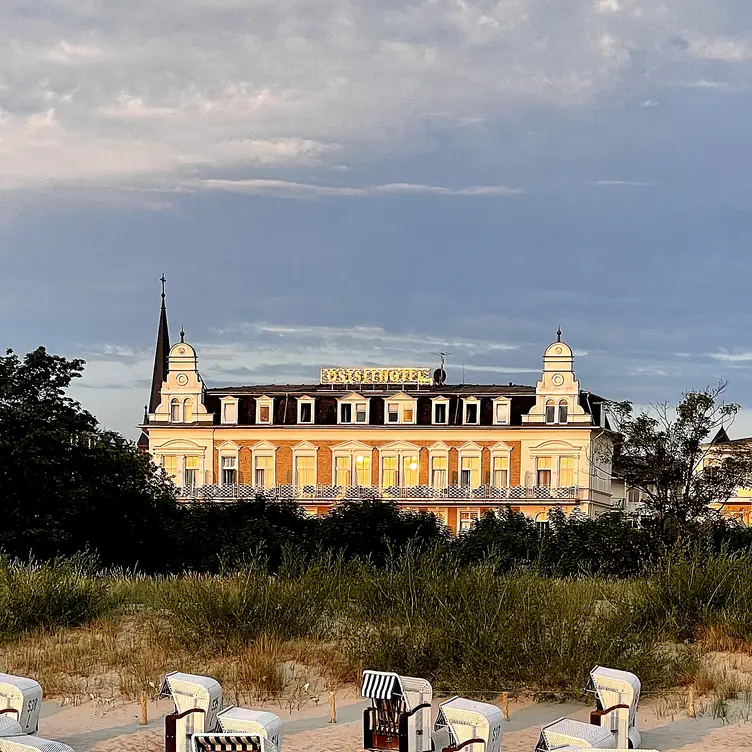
217,707 -> 283,752
361,670 -> 433,752
586,667 -> 641,749
0,717 -> 24,738
432,696 -> 504,752
191,733 -> 275,752
161,672 -> 223,752
534,717 -> 616,750
0,674 -> 43,735
0,736 -> 74,752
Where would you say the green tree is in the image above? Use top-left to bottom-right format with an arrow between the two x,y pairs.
0,347 -> 176,568
607,383 -> 752,542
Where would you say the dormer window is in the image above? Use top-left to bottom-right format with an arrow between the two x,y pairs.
384,393 -> 417,425
463,397 -> 480,425
339,394 -> 369,424
545,399 -> 568,425
493,398 -> 510,425
432,397 -> 449,425
221,397 -> 239,425
256,396 -> 273,425
298,396 -> 315,424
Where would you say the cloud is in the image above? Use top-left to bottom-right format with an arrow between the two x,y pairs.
3,0 -> 752,194
589,180 -> 654,187
708,351 -> 752,362
197,178 -> 523,199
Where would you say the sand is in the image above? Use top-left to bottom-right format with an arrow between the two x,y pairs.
31,690 -> 752,752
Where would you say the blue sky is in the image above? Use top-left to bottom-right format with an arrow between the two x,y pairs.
3,0 -> 752,438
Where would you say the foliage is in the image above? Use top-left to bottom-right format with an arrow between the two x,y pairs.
608,383 -> 752,542
0,347 -> 177,568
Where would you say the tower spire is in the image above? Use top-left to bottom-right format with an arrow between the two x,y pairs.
148,275 -> 171,415
556,326 -> 562,342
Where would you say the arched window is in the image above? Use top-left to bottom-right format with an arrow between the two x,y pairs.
545,399 -> 556,424
558,400 -> 568,424
170,399 -> 181,423
183,398 -> 194,423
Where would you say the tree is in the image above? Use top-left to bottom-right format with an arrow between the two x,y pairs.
0,347 -> 176,567
607,383 -> 752,542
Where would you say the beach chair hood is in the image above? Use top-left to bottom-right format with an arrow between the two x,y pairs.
0,674 -> 43,735
217,708 -> 282,751
160,672 -> 222,733
361,671 -> 432,711
434,696 -> 503,752
536,718 -> 616,750
0,736 -> 75,752
191,733 -> 275,752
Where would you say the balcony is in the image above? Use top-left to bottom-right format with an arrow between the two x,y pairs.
176,484 -> 580,503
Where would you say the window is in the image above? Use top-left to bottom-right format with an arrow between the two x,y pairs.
162,455 -> 178,481
493,456 -> 508,487
221,456 -> 237,485
335,455 -> 351,487
340,398 -> 368,424
382,456 -> 398,487
295,455 -> 315,487
536,518 -> 549,536
459,511 -> 479,533
184,398 -> 194,423
559,456 -> 575,486
385,396 -> 417,425
545,400 -> 556,425
254,455 -> 274,488
558,400 -> 568,424
402,455 -> 419,487
536,456 -> 552,487
431,456 -> 447,489
494,400 -> 510,425
403,408 -> 414,423
340,403 -> 352,423
223,403 -> 235,424
355,403 -> 367,423
388,404 -> 399,423
298,399 -> 313,424
256,397 -> 273,425
460,456 -> 481,487
170,399 -> 181,423
433,402 -> 447,425
184,456 -> 200,488
464,400 -> 479,425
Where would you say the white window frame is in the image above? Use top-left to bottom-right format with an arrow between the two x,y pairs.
153,440 -> 207,486
458,509 -> 480,533
463,396 -> 480,425
490,441 -> 512,488
292,441 -> 318,492
458,441 -> 483,488
432,397 -> 449,425
251,441 -> 277,488
384,393 -> 417,425
220,397 -> 239,426
558,398 -> 569,425
297,396 -> 315,425
428,442 -> 450,489
338,393 -> 369,425
379,442 -> 421,487
492,397 -> 511,426
528,441 -> 582,489
169,398 -> 182,423
332,441 -> 373,488
218,441 -> 240,486
256,395 -> 274,425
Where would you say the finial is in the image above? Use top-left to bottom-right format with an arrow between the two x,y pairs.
180,326 -> 185,343
556,326 -> 562,342
160,274 -> 166,308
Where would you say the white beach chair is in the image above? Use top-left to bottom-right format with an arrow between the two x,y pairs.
361,670 -> 433,752
160,672 -> 223,752
0,717 -> 24,738
217,707 -> 283,752
432,696 -> 504,752
0,736 -> 74,752
0,674 -> 43,735
586,666 -> 642,749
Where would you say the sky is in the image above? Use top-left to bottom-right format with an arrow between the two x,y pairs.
4,0 -> 752,439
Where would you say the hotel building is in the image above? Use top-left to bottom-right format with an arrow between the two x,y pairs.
139,287 -> 617,534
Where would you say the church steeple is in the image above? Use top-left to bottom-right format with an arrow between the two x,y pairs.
148,275 -> 170,415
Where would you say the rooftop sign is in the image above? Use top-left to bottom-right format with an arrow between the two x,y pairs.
320,367 -> 432,386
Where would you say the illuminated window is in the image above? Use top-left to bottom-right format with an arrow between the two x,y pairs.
382,456 -> 398,487
355,454 -> 371,486
403,408 -> 414,423
335,453 -> 371,487
162,455 -> 178,481
295,455 -> 315,487
335,455 -> 351,487
493,456 -> 508,487
460,456 -> 481,487
402,455 -> 419,487
559,456 -> 575,486
221,456 -> 237,485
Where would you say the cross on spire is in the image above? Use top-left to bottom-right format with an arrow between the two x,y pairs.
556,326 -> 562,342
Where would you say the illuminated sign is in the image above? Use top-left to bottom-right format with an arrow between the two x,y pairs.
320,367 -> 432,385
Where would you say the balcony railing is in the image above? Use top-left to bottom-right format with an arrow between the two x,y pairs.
176,484 -> 580,503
